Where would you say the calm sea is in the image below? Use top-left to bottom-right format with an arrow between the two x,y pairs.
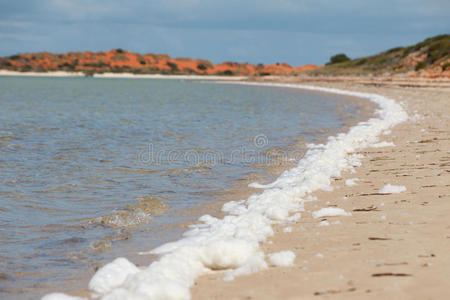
0,77 -> 366,298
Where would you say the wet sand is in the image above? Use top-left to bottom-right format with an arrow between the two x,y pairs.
192,78 -> 450,299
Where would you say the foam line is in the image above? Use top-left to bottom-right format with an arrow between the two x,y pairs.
44,83 -> 408,300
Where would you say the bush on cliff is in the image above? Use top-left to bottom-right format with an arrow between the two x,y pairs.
327,53 -> 351,65
197,63 -> 209,71
166,61 -> 179,72
197,60 -> 213,71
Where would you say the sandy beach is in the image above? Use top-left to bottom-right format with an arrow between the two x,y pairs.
191,77 -> 450,299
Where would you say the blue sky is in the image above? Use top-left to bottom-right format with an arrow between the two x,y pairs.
0,0 -> 448,65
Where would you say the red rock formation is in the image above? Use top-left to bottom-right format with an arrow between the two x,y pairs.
0,49 -> 319,76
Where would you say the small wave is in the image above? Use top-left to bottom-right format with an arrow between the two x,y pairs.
162,163 -> 212,177
89,196 -> 169,228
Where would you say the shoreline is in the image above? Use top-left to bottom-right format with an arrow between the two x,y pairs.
192,79 -> 450,299
2,69 -> 450,85
42,78 -> 418,298
0,70 -> 247,80
39,80 -> 377,299
32,77 -> 448,299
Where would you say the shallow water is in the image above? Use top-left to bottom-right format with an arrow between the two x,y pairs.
0,77 -> 364,298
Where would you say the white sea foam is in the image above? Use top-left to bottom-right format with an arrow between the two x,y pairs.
379,184 -> 407,194
41,294 -> 85,300
312,207 -> 352,219
44,83 -> 408,300
283,226 -> 293,233
345,178 -> 359,186
372,141 -> 395,148
89,257 -> 140,294
268,251 -> 296,267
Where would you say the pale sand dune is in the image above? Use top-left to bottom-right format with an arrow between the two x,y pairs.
93,73 -> 247,80
0,70 -> 85,77
0,69 -> 247,80
192,79 -> 450,299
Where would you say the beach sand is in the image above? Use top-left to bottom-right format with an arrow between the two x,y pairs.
0,70 -> 247,80
191,78 -> 450,299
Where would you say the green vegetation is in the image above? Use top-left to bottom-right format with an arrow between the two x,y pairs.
327,53 -> 350,65
20,65 -> 33,72
83,70 -> 95,77
197,62 -> 209,71
58,62 -> 74,70
442,62 -> 450,71
303,34 -> 450,76
166,61 -> 179,72
222,70 -> 234,76
112,55 -> 128,62
184,67 -> 199,75
1,61 -> 12,67
415,61 -> 427,71
197,60 -> 214,71
111,67 -> 123,73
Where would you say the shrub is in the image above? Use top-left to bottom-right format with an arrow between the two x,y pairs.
184,67 -> 199,75
427,39 -> 450,63
327,53 -> 351,65
197,62 -> 209,71
1,60 -> 12,67
58,62 -> 73,69
112,55 -> 128,62
415,61 -> 427,71
116,48 -> 125,54
132,69 -> 146,74
442,62 -> 450,71
112,66 -> 128,73
386,47 -> 404,54
196,60 -> 214,70
20,65 -> 33,72
83,61 -> 108,68
84,70 -> 95,77
354,58 -> 367,66
166,61 -> 179,72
